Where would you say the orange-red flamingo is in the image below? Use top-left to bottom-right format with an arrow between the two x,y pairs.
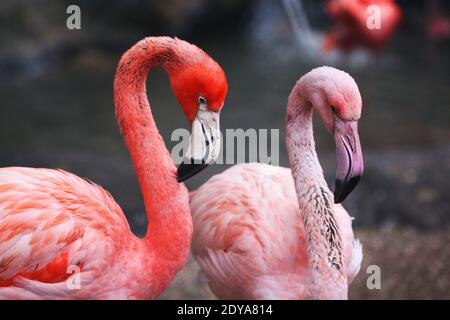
323,0 -> 402,54
191,67 -> 363,299
426,0 -> 450,42
0,36 -> 228,299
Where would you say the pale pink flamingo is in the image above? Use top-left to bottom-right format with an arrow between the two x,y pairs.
191,67 -> 363,299
0,36 -> 228,299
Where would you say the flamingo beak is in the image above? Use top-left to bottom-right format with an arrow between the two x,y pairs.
333,117 -> 364,203
177,109 -> 221,182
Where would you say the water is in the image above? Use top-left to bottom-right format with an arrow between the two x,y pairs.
0,32 -> 449,235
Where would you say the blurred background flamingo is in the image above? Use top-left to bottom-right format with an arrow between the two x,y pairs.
322,0 -> 402,55
0,0 -> 449,299
426,0 -> 450,42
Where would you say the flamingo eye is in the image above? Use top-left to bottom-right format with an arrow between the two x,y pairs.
331,105 -> 337,114
198,96 -> 207,105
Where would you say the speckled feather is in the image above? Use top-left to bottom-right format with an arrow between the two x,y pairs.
0,167 -> 133,298
191,164 -> 362,299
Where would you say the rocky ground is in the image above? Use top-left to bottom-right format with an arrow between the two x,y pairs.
161,226 -> 450,300
349,226 -> 450,299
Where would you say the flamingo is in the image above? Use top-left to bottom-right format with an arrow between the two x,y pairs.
191,66 -> 364,299
323,0 -> 402,54
0,36 -> 228,299
426,0 -> 450,42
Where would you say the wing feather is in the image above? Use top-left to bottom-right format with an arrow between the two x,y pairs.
0,167 -> 129,286
191,163 -> 307,298
191,163 -> 362,298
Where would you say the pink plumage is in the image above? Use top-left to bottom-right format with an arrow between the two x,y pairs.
191,164 -> 362,299
0,167 -> 144,299
191,66 -> 364,300
0,37 -> 228,299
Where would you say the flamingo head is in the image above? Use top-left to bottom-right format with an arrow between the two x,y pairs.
169,50 -> 228,182
300,66 -> 364,203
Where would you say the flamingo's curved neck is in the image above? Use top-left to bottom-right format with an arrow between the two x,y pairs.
113,38 -> 191,262
285,91 -> 347,297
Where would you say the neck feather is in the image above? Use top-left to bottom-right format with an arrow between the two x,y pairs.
285,87 -> 347,298
113,37 -> 192,262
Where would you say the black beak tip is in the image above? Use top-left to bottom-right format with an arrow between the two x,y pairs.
333,175 -> 361,203
176,161 -> 208,183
